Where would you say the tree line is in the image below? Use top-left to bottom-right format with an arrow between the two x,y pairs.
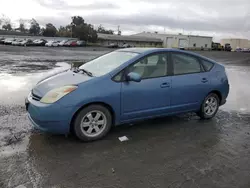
0,16 -> 115,42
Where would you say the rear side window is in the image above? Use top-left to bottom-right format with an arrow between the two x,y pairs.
201,59 -> 214,71
172,53 -> 201,75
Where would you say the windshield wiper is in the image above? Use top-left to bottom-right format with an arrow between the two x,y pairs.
71,67 -> 93,77
78,68 -> 93,77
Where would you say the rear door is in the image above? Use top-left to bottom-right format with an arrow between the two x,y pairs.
170,52 -> 211,112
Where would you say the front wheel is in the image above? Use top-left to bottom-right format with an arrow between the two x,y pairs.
73,105 -> 112,141
197,93 -> 220,119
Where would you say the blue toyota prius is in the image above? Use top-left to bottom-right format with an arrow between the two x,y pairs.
26,48 -> 230,141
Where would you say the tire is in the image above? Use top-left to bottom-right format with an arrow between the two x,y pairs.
197,93 -> 220,119
73,105 -> 112,141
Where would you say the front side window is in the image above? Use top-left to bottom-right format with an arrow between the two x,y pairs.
80,51 -> 138,76
172,53 -> 201,75
113,71 -> 123,82
127,53 -> 168,79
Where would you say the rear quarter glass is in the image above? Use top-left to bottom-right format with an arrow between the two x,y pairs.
201,59 -> 214,71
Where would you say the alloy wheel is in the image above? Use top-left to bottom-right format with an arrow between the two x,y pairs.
80,110 -> 107,137
204,96 -> 218,116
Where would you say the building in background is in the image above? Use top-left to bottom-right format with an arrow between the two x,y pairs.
97,33 -> 163,47
221,38 -> 250,51
131,32 -> 213,50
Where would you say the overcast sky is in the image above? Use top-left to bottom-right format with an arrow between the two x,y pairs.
0,0 -> 250,41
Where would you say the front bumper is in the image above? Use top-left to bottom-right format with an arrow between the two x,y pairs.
25,95 -> 74,134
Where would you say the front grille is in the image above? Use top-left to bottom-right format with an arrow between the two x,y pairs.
31,91 -> 42,101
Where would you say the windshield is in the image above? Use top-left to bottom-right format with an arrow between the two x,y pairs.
79,51 -> 138,76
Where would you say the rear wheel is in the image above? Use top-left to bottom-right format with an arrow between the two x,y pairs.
73,105 -> 112,141
197,93 -> 220,119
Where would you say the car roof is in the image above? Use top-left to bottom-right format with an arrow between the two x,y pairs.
116,48 -> 217,63
116,47 -> 202,54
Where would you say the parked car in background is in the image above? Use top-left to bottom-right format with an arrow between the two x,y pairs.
26,48 -> 229,141
33,39 -> 47,46
12,39 -> 24,46
242,48 -> 250,52
45,41 -> 55,47
4,38 -> 16,45
51,41 -> 61,47
108,43 -> 118,48
19,39 -> 33,46
58,40 -> 68,46
63,40 -> 73,47
70,41 -> 78,47
76,40 -> 86,47
64,40 -> 77,47
0,37 -> 5,44
235,47 -> 242,52
121,43 -> 131,48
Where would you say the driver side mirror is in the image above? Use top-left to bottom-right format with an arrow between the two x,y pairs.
126,72 -> 142,82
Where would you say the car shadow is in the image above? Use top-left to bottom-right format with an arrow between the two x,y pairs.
25,112 -> 230,187
27,112 -> 220,153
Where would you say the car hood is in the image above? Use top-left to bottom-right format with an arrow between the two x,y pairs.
32,70 -> 93,97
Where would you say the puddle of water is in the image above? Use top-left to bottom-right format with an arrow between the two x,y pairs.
0,62 -> 70,158
221,65 -> 250,113
0,62 -> 70,105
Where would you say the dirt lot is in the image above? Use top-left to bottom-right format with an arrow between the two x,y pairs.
0,45 -> 250,188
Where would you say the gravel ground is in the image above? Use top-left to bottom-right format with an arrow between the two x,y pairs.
0,45 -> 250,188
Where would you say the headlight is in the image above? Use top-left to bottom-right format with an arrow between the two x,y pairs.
40,85 -> 78,104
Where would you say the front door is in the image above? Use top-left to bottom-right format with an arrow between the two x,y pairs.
170,52 -> 211,112
121,52 -> 171,121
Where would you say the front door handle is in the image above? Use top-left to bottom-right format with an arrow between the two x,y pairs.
160,82 -> 170,88
201,78 -> 208,83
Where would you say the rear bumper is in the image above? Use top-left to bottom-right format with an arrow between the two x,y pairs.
220,99 -> 227,106
220,81 -> 229,106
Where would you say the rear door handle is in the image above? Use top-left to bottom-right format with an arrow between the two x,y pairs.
160,82 -> 170,88
201,78 -> 208,83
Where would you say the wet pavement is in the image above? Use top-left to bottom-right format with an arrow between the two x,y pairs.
0,46 -> 250,188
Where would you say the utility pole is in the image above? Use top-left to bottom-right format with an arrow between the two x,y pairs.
117,25 -> 121,35
71,24 -> 73,38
